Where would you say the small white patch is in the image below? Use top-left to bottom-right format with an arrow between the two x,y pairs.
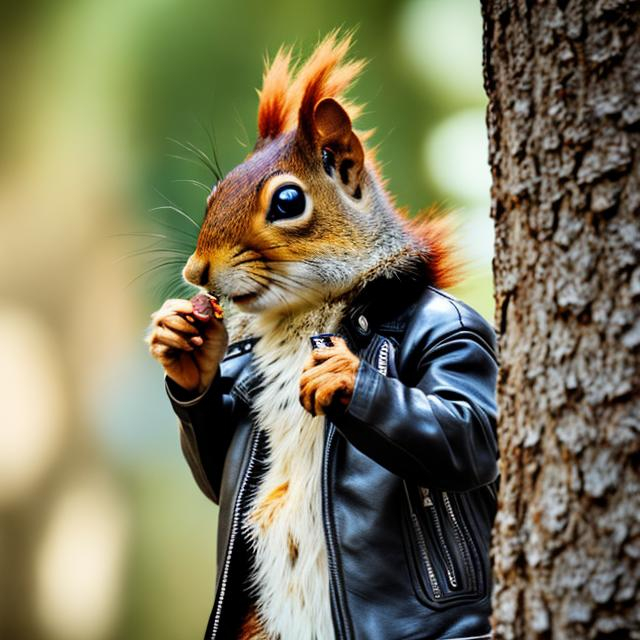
244,302 -> 348,640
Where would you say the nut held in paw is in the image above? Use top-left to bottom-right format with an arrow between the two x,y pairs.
191,293 -> 224,322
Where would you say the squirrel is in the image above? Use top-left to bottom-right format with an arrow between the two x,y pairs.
148,32 -> 458,640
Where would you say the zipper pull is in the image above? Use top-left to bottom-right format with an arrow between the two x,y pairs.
420,487 -> 433,508
376,339 -> 390,376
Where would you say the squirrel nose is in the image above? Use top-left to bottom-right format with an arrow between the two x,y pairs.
183,254 -> 210,287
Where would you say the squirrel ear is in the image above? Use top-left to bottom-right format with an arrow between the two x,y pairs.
311,98 -> 364,198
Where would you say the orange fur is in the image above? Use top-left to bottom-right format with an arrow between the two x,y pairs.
257,46 -> 294,141
238,604 -> 270,640
254,33 -> 460,287
249,481 -> 289,532
401,208 -> 463,290
256,31 -> 366,143
187,33 -> 461,304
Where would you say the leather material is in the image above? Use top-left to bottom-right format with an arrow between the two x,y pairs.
167,282 -> 499,640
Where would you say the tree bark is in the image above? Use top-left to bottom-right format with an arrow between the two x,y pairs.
481,1 -> 640,638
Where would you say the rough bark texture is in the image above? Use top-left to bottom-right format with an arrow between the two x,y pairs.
481,1 -> 640,638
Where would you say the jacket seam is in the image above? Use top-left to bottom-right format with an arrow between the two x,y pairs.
426,286 -> 465,328
165,375 -> 213,408
359,410 -> 477,487
178,422 -> 219,503
421,328 -> 499,368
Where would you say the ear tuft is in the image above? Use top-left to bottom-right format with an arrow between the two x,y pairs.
254,32 -> 376,162
257,46 -> 294,142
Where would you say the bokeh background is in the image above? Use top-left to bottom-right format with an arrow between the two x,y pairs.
0,1 -> 492,638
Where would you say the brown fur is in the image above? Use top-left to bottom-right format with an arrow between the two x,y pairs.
249,481 -> 289,532
287,532 -> 299,567
183,32 -> 458,323
238,604 -> 270,640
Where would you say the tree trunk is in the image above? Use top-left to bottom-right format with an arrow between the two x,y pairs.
481,1 -> 640,638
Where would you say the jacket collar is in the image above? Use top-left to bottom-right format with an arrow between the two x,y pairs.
340,261 -> 429,351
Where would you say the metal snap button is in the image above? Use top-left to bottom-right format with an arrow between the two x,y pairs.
357,315 -> 369,333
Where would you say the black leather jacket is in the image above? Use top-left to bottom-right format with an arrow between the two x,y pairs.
167,280 -> 499,640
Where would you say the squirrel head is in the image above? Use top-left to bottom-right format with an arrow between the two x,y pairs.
183,33 -> 456,316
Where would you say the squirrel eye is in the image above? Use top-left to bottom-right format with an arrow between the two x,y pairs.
267,184 -> 307,222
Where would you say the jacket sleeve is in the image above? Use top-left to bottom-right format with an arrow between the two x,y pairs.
328,327 -> 499,492
165,359 -> 244,503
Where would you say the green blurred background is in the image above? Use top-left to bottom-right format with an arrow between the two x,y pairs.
0,1 -> 492,638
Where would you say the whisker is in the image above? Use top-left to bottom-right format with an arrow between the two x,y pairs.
259,243 -> 292,255
248,273 -> 293,310
150,205 -> 200,230
264,265 -> 327,298
230,257 -> 261,268
167,137 -> 213,169
114,247 -> 191,265
158,276 -> 195,303
166,153 -> 210,173
233,107 -> 250,149
153,188 -> 203,228
167,137 -> 221,182
246,272 -> 271,292
127,258 -> 187,288
186,138 -> 222,181
196,119 -> 224,179
112,231 -> 195,252
145,218 -> 198,243
109,232 -> 167,240
259,268 -> 322,308
172,178 -> 213,194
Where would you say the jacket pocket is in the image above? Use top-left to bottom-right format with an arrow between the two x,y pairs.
401,482 -> 484,609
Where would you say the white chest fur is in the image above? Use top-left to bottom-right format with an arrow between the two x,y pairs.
242,303 -> 347,640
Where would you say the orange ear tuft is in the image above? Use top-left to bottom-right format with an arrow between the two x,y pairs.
401,209 -> 464,290
255,32 -> 366,145
294,32 -> 365,141
257,46 -> 294,141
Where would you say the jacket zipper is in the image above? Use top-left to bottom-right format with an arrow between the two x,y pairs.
210,427 -> 261,639
321,335 -> 391,639
379,337 -> 445,601
419,487 -> 458,588
403,483 -> 442,599
442,491 -> 477,591
323,425 -> 349,639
